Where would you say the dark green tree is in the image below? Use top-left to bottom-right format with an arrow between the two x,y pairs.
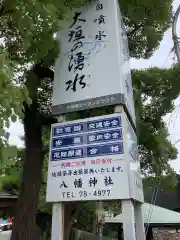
133,67 -> 180,175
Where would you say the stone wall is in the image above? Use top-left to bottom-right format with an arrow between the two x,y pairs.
153,229 -> 180,240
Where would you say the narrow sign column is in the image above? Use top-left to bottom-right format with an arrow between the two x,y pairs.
134,202 -> 145,240
51,203 -> 64,240
115,106 -> 136,240
51,115 -> 66,240
121,200 -> 136,240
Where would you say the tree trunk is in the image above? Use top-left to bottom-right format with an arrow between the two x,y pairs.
10,63 -> 76,240
11,101 -> 44,240
64,203 -> 81,240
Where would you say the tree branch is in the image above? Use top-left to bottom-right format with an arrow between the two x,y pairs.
0,4 -> 14,17
0,5 -> 5,16
33,64 -> 54,80
27,63 -> 56,129
40,114 -> 57,126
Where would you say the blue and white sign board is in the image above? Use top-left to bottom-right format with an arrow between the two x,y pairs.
46,113 -> 133,202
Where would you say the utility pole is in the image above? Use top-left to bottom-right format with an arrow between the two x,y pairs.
172,4 -> 180,64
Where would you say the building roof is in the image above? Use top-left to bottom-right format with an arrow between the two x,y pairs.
143,174 -> 180,211
0,193 -> 17,199
105,203 -> 180,225
144,190 -> 179,211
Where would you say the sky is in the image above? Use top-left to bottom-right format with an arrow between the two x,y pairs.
8,0 -> 180,171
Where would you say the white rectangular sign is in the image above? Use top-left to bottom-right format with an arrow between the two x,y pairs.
123,114 -> 144,202
121,22 -> 136,126
46,113 -> 131,202
52,0 -> 136,126
130,171 -> 144,203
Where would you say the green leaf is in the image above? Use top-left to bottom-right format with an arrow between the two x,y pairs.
5,132 -> 10,140
11,114 -> 17,123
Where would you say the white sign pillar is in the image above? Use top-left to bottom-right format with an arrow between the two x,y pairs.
51,203 -> 64,240
121,201 -> 145,240
114,107 -> 136,240
121,200 -> 136,240
134,202 -> 146,240
46,0 -> 145,239
51,115 -> 65,240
